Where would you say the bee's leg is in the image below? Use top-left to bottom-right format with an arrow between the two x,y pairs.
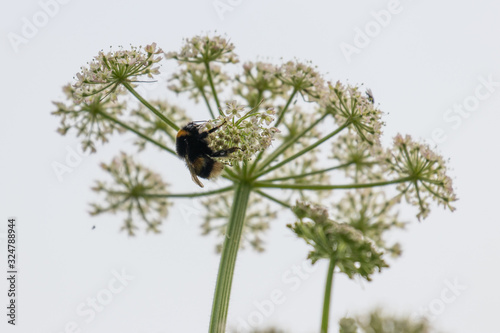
207,120 -> 227,134
198,120 -> 227,140
210,147 -> 242,157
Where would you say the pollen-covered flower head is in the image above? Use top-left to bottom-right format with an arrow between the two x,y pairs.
52,84 -> 126,153
276,60 -> 326,100
89,153 -> 171,235
385,134 -> 457,220
165,35 -> 238,64
203,101 -> 279,164
73,43 -> 162,104
288,201 -> 388,280
323,81 -> 384,145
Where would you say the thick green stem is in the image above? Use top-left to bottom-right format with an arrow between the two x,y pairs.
254,176 -> 414,190
97,110 -> 176,155
321,258 -> 336,333
209,181 -> 252,333
122,82 -> 179,131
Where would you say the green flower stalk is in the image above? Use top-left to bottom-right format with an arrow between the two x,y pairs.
52,34 -> 457,333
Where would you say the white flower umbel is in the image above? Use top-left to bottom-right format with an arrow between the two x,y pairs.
165,35 -> 238,64
73,43 -> 163,104
385,134 -> 457,220
234,61 -> 286,106
52,84 -> 126,153
277,60 -> 326,101
322,81 -> 384,145
90,153 -> 172,235
53,35 -> 459,333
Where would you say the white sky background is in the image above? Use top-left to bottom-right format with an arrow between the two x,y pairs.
1,0 -> 500,332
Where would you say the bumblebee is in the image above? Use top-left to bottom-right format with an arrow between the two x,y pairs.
176,121 -> 239,188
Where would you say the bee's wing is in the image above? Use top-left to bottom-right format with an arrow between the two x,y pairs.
183,138 -> 205,188
186,161 -> 204,188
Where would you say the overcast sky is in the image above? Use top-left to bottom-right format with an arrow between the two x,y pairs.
1,1 -> 500,332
